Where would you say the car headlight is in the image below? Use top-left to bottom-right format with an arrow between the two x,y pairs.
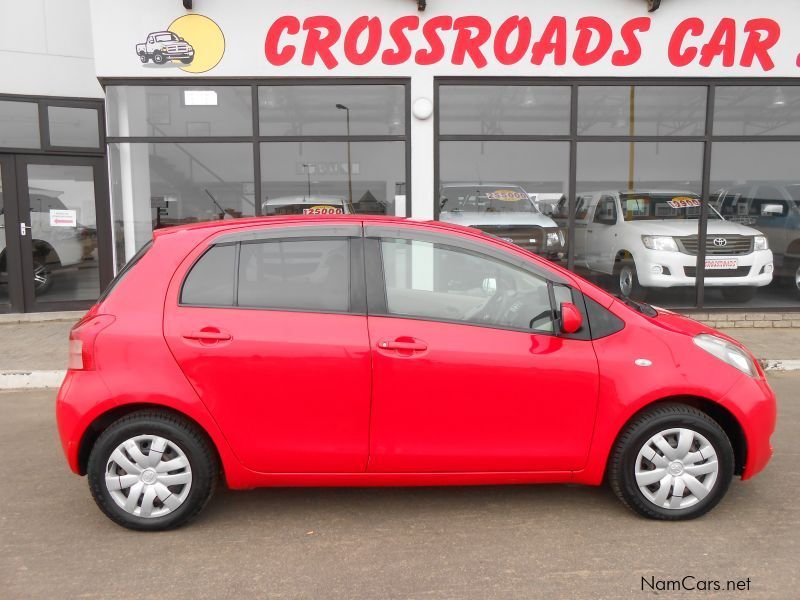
546,231 -> 562,247
642,235 -> 678,252
693,333 -> 757,377
754,235 -> 769,251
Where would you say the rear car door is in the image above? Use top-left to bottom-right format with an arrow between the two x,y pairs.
364,226 -> 600,473
163,223 -> 372,473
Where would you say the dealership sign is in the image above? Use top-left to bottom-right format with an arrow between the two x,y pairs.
90,0 -> 800,77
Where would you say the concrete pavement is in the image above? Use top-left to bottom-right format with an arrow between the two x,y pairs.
0,373 -> 797,599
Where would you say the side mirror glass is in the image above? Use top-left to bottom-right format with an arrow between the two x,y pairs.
482,277 -> 497,295
560,302 -> 583,334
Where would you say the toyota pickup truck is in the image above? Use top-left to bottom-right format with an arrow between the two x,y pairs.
439,184 -> 565,260
136,31 -> 194,65
713,183 -> 800,298
566,190 -> 773,302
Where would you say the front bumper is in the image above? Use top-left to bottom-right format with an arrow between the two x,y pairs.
635,249 -> 773,288
165,51 -> 194,59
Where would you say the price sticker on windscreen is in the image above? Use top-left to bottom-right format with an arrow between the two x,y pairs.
667,197 -> 701,209
302,205 -> 343,215
49,209 -> 77,227
486,190 -> 529,201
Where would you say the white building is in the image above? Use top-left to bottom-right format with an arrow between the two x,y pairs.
2,0 -> 800,314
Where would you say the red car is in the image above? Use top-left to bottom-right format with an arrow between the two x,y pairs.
56,216 -> 776,530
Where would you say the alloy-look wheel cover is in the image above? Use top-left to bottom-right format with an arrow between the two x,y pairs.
795,264 -> 800,292
634,427 -> 719,510
105,435 -> 193,518
619,266 -> 634,297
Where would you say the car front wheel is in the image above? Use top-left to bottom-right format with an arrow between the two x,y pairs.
87,410 -> 218,531
616,260 -> 646,300
152,51 -> 165,64
609,404 -> 734,520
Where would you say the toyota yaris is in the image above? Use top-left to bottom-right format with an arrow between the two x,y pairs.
56,216 -> 776,530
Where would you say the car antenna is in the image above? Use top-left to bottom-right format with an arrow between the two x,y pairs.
204,189 -> 226,218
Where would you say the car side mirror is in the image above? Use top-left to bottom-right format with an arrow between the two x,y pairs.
560,302 -> 583,334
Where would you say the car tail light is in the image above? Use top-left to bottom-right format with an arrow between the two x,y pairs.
68,314 -> 115,371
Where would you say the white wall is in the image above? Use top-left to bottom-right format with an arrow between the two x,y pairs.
0,0 -> 101,98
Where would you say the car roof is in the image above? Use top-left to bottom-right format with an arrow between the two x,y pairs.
583,189 -> 702,196
151,31 -> 174,36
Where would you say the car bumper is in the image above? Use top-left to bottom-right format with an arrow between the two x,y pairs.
165,51 -> 194,59
635,249 -> 773,288
719,373 -> 776,480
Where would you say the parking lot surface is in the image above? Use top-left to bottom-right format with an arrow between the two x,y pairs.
1,375 -> 798,599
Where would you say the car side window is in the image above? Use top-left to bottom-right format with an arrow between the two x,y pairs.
148,36 -> 154,44
181,245 -> 236,306
380,238 -> 556,333
593,196 -> 617,224
575,197 -> 589,220
238,238 -> 350,312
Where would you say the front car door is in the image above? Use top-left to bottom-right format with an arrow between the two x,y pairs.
364,225 -> 600,473
586,195 -> 619,274
163,223 -> 372,473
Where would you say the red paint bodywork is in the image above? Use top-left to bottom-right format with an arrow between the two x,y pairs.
56,216 -> 776,490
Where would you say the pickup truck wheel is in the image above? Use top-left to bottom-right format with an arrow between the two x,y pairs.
139,52 -> 148,63
617,261 -> 646,300
180,58 -> 193,64
33,259 -> 53,295
153,51 -> 166,65
793,263 -> 800,299
720,287 -> 757,303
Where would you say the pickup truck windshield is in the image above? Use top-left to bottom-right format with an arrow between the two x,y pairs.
440,186 -> 538,213
155,33 -> 178,42
620,193 -> 721,222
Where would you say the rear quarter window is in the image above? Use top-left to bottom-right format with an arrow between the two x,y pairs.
181,245 -> 236,306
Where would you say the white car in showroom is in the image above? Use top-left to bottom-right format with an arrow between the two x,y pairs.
568,190 -> 773,302
439,184 -> 565,260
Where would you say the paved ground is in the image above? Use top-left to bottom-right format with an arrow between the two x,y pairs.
0,375 -> 797,599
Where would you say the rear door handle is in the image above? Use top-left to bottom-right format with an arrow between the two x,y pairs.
182,329 -> 232,342
377,339 -> 428,352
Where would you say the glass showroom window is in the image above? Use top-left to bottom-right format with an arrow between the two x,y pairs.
0,99 -> 40,148
260,142 -> 406,217
438,140 -> 569,262
108,143 -> 255,270
575,142 -> 704,308
710,142 -> 800,308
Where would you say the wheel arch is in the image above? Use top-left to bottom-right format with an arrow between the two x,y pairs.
607,395 -> 747,478
77,402 -> 224,480
32,239 -> 60,264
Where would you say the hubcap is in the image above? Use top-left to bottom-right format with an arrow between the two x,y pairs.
634,428 -> 719,510
105,435 -> 192,519
33,263 -> 49,288
795,264 -> 800,291
619,266 -> 634,296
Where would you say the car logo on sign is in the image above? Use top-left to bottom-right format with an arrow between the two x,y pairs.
713,238 -> 727,247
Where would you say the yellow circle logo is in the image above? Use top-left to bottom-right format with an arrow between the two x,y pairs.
167,14 -> 225,73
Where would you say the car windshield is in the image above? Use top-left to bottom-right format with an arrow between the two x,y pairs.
155,34 -> 178,42
620,193 -> 721,221
440,186 -> 538,213
263,203 -> 344,216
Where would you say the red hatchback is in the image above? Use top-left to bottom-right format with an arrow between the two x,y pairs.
56,216 -> 776,530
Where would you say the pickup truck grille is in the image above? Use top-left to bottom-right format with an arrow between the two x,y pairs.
677,235 -> 753,256
474,225 -> 546,254
165,44 -> 188,52
684,266 -> 752,278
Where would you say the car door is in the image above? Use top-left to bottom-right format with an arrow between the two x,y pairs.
571,195 -> 591,267
364,225 -> 600,473
163,223 -> 372,473
586,195 -> 619,273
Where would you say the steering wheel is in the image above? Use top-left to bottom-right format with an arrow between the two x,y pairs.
466,271 -> 517,324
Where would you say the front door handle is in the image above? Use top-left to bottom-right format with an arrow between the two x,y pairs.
182,329 -> 232,343
377,338 -> 428,353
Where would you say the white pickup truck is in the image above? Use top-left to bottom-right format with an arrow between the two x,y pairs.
564,190 -> 773,302
136,31 -> 194,65
439,184 -> 565,260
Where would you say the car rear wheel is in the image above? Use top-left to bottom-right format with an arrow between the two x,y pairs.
87,410 -> 218,531
609,404 -> 734,520
721,286 -> 757,303
32,258 -> 53,295
616,260 -> 646,300
139,52 -> 148,63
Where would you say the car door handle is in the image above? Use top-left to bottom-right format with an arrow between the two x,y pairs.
182,329 -> 232,342
377,339 -> 428,352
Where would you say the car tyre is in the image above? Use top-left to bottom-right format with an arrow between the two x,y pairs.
720,286 -> 757,303
608,403 -> 734,520
87,410 -> 218,531
616,260 -> 646,300
152,51 -> 166,65
180,57 -> 193,64
139,52 -> 148,63
792,262 -> 800,299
